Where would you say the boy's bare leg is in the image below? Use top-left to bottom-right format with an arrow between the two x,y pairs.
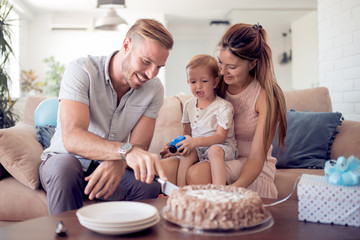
177,150 -> 198,187
160,156 -> 180,184
208,145 -> 226,185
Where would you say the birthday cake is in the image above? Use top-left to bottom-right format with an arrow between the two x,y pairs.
163,184 -> 266,229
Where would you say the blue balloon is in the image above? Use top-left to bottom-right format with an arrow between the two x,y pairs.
34,98 -> 59,127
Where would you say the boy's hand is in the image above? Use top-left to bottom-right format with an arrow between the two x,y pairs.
178,135 -> 198,156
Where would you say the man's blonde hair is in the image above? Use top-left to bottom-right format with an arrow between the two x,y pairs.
126,19 -> 174,49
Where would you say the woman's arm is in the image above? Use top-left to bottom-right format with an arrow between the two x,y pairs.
231,89 -> 278,188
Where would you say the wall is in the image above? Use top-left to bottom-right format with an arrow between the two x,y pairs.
227,9 -> 314,91
165,22 -> 227,96
318,0 -> 360,121
20,15 -> 229,97
292,11 -> 319,89
19,13 -> 166,97
18,11 -> 308,98
23,14 -> 126,78
16,4 -> 360,121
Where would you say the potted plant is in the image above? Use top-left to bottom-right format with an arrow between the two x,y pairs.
20,69 -> 43,95
20,57 -> 65,97
41,56 -> 65,97
0,0 -> 17,128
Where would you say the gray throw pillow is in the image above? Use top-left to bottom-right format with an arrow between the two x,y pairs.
272,110 -> 343,169
35,124 -> 56,149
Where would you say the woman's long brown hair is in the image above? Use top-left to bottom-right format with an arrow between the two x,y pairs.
218,23 -> 287,152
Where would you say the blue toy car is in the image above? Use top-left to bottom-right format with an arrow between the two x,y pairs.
169,135 -> 186,153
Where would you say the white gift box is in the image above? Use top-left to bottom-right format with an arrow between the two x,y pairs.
297,174 -> 360,227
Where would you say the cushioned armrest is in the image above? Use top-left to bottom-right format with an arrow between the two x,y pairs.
330,120 -> 360,160
0,177 -> 48,221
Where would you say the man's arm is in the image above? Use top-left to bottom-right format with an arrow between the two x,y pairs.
60,99 -> 122,161
127,115 -> 166,182
61,101 -> 166,200
129,115 -> 156,151
60,99 -> 128,200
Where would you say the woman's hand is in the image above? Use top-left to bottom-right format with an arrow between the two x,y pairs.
160,142 -> 180,158
160,142 -> 170,158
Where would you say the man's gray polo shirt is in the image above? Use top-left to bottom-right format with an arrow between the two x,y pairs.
41,52 -> 164,171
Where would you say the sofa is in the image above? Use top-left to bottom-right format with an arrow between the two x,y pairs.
0,87 -> 359,223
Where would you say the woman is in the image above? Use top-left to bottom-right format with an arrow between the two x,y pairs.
161,23 -> 287,198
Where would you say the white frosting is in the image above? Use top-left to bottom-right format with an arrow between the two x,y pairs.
185,189 -> 248,203
164,184 -> 265,229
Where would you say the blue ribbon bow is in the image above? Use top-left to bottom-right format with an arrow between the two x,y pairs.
324,156 -> 360,186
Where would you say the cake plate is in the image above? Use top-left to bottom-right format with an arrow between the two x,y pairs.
160,207 -> 274,236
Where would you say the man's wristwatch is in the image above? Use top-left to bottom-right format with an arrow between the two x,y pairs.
118,143 -> 133,160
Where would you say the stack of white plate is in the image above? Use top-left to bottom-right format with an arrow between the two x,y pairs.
76,201 -> 160,235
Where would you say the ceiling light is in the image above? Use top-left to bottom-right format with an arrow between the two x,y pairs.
95,8 -> 127,30
95,0 -> 127,31
97,0 -> 126,8
210,20 -> 230,26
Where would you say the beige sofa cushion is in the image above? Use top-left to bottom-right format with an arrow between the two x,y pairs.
0,177 -> 48,221
149,96 -> 186,153
23,96 -> 47,126
284,87 -> 332,112
0,122 -> 43,190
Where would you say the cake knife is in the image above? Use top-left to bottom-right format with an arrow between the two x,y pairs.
128,168 -> 178,196
154,176 -> 178,196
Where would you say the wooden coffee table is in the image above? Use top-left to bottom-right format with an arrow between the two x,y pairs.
0,198 -> 358,240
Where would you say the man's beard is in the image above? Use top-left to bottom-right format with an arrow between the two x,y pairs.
121,54 -> 140,89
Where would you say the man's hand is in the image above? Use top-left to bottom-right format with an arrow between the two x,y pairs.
126,147 -> 167,183
84,160 -> 127,200
84,147 -> 167,200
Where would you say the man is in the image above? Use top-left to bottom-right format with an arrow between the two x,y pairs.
39,19 -> 173,215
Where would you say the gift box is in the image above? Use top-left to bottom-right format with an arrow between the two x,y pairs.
297,174 -> 360,227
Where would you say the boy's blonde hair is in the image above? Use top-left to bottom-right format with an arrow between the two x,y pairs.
186,54 -> 219,79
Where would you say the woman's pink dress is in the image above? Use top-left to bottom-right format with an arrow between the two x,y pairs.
224,79 -> 278,198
